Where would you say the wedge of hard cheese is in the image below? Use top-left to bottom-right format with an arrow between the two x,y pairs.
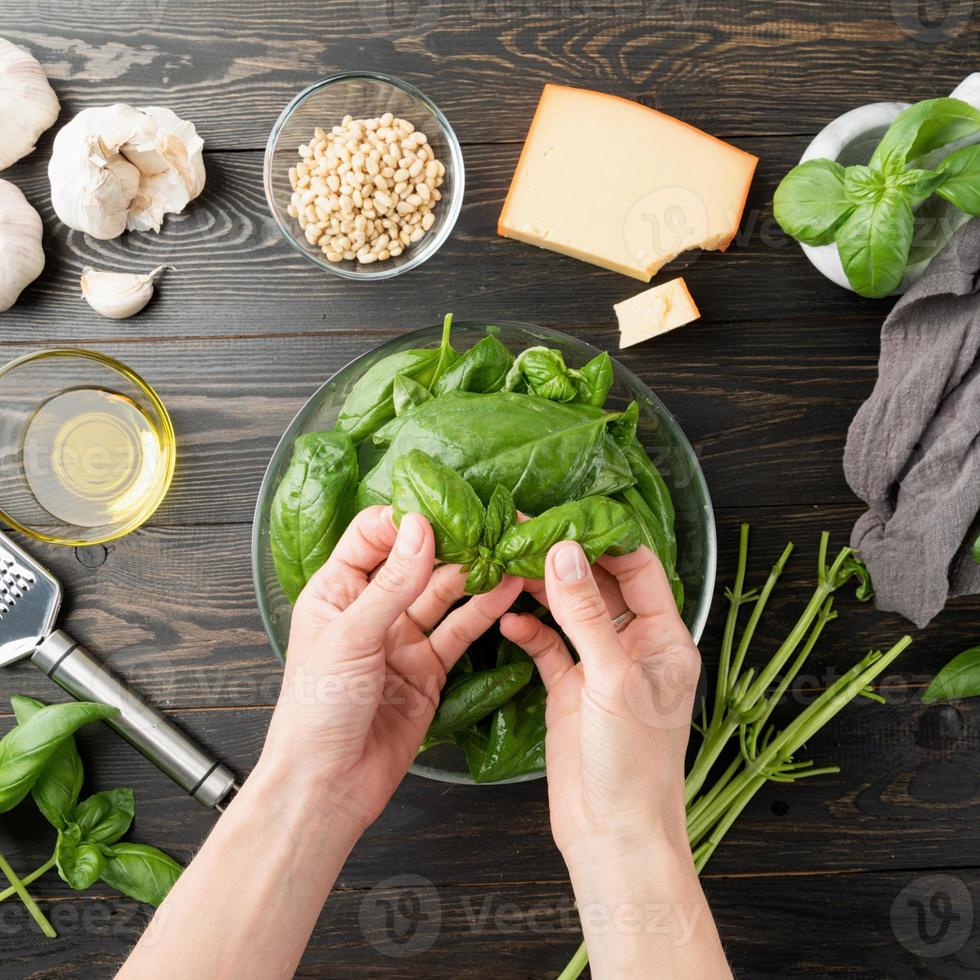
499,84 -> 757,281
615,278 -> 701,348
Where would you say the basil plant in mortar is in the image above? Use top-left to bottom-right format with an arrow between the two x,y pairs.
268,316 -> 681,782
775,91 -> 980,297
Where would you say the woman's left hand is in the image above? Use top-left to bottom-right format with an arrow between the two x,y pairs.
262,505 -> 522,832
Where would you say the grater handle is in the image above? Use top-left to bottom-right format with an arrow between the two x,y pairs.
32,630 -> 236,809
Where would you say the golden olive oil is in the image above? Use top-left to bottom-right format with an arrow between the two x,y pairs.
22,388 -> 165,528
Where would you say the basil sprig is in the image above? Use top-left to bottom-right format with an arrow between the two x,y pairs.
775,96 -> 980,297
1,696 -> 183,938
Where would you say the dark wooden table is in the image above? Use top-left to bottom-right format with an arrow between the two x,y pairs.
1,2 -> 979,976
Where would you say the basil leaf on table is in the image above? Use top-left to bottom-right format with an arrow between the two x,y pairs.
870,97 -> 980,174
10,696 -> 83,831
477,685 -> 547,783
55,832 -> 106,891
359,392 -> 635,514
72,788 -> 135,845
574,352 -> 614,407
391,449 -> 485,565
336,313 -> 458,442
0,702 -> 116,814
836,189 -> 914,298
392,374 -> 432,416
494,495 -> 642,580
99,842 -> 182,907
773,159 -> 855,246
504,347 -> 580,402
936,144 -> 980,215
270,430 -> 359,603
431,335 -> 514,395
428,661 -> 534,738
923,646 -> 980,704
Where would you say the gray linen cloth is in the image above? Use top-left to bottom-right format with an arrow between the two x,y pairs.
844,218 -> 980,628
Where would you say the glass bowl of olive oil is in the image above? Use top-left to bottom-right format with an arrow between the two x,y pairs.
0,349 -> 175,546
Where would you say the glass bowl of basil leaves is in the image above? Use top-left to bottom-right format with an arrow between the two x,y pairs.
252,321 -> 716,784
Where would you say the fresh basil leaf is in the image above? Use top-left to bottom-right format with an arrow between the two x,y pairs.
505,347 -> 580,402
10,696 -> 83,831
937,144 -> 980,216
337,313 -> 458,442
482,485 -> 516,551
574,352 -> 614,408
428,661 -> 533,738
0,702 -> 116,814
391,449 -> 484,565
72,788 -> 135,845
392,374 -> 432,416
454,727 -> 490,782
843,165 -> 888,205
431,335 -> 514,395
871,98 -> 980,174
973,533 -> 980,564
270,431 -> 359,603
888,168 -> 948,206
608,401 -> 639,449
835,190 -> 914,298
494,495 -> 642,580
773,159 -> 855,246
463,552 -> 504,595
56,832 -> 106,891
100,843 -> 182,907
476,685 -> 547,783
923,645 -> 980,703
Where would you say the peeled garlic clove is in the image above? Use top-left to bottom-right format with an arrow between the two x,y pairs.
80,265 -> 170,319
0,37 -> 60,171
48,104 -> 205,239
0,179 -> 45,313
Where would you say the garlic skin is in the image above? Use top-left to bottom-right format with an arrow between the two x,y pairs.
49,105 -> 205,239
0,37 -> 60,171
0,179 -> 45,313
80,265 -> 170,319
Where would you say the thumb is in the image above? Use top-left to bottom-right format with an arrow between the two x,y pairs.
343,512 -> 435,650
545,541 -> 627,692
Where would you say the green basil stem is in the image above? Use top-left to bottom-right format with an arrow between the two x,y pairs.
0,850 -> 56,939
711,524 -> 752,731
0,855 -> 56,902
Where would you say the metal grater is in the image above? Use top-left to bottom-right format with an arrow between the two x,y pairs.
0,530 -> 236,809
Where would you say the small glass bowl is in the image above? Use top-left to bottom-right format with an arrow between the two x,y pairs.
264,72 -> 465,281
0,349 -> 176,547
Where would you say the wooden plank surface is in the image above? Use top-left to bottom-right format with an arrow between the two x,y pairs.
1,0 -> 978,976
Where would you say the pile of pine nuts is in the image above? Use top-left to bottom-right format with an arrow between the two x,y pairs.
286,113 -> 446,265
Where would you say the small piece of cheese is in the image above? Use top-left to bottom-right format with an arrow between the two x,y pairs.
499,84 -> 758,282
615,278 -> 701,348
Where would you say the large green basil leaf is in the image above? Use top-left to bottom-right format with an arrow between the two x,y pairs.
870,97 -> 980,174
10,696 -> 83,831
574,352 -> 614,407
0,702 -> 116,814
773,159 -> 854,246
476,685 -> 547,783
922,646 -> 980,704
56,832 -> 106,891
836,190 -> 914,298
624,440 -> 676,565
358,392 -> 634,515
431,335 -> 514,395
391,449 -> 484,565
336,313 -> 458,442
494,495 -> 642,579
937,144 -> 980,215
428,661 -> 533,738
270,431 -> 359,603
100,842 -> 183,907
72,788 -> 135,845
504,347 -> 580,402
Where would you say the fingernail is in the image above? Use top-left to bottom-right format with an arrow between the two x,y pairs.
554,541 -> 587,583
395,514 -> 425,555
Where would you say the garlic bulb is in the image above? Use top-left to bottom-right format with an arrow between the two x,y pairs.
0,38 -> 60,171
0,179 -> 44,313
80,265 -> 170,319
49,104 -> 205,239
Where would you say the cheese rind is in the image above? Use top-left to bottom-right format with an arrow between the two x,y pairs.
499,84 -> 758,281
615,278 -> 701,348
